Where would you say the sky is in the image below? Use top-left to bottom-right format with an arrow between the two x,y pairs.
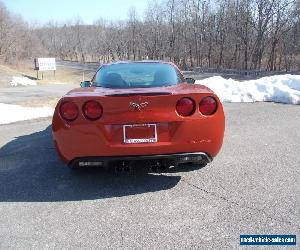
2,0 -> 149,25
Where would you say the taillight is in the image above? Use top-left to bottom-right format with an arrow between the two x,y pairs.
83,100 -> 103,120
59,101 -> 79,121
176,97 -> 195,116
199,96 -> 217,115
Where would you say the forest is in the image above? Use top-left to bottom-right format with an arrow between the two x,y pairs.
0,0 -> 299,71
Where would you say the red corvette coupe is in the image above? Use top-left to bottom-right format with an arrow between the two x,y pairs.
52,61 -> 225,171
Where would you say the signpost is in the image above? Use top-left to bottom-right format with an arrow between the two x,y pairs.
34,58 -> 56,79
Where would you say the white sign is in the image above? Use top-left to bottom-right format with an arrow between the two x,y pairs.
37,58 -> 56,71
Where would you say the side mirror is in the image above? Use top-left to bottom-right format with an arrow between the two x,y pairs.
186,78 -> 195,84
80,80 -> 91,87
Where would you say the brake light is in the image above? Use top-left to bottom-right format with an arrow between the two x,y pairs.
83,100 -> 103,120
199,96 -> 217,115
176,97 -> 195,116
59,101 -> 79,121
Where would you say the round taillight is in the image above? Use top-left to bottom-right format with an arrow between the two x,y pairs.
199,96 -> 217,115
176,97 -> 195,117
83,100 -> 103,120
59,101 -> 79,121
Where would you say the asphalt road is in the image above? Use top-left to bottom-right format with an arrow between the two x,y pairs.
57,60 -> 280,81
57,60 -> 100,71
0,84 -> 76,105
57,60 -> 223,81
0,102 -> 299,249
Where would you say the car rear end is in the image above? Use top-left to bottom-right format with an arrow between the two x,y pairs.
52,86 -> 225,169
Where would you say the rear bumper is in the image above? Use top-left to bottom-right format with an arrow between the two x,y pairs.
70,152 -> 212,168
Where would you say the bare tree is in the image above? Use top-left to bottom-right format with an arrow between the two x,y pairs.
0,0 -> 299,70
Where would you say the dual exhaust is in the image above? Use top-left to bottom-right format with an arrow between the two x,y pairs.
115,164 -> 132,173
114,161 -> 168,173
148,162 -> 167,172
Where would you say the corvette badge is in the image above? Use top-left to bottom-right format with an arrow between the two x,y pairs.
129,101 -> 149,111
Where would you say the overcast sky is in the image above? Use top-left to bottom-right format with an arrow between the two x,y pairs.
2,0 -> 149,24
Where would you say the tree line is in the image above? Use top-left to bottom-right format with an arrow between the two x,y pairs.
0,0 -> 299,71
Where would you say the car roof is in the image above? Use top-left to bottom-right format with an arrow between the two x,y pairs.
101,60 -> 173,67
96,60 -> 178,74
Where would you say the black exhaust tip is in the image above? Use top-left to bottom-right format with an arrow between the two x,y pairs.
123,166 -> 131,172
115,166 -> 123,173
159,165 -> 167,171
150,165 -> 158,172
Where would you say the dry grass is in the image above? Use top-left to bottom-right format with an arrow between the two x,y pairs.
0,64 -> 21,87
3,61 -> 94,85
21,67 -> 94,85
0,62 -> 91,107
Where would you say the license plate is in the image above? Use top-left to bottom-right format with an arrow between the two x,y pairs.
123,124 -> 157,144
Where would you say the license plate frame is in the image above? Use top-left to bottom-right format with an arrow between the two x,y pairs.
123,124 -> 157,144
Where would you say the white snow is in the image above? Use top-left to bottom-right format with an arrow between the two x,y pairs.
10,76 -> 37,86
196,74 -> 300,104
0,103 -> 54,125
1,74 -> 299,125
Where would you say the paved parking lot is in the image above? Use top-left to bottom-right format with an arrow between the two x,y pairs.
0,84 -> 75,107
0,102 -> 299,249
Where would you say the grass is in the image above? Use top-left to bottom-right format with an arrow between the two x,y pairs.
0,62 -> 94,108
1,61 -> 94,85
22,66 -> 94,85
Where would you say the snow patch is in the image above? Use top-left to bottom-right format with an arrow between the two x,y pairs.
10,76 -> 37,86
196,74 -> 300,104
0,103 -> 54,125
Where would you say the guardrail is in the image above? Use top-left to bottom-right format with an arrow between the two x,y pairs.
191,67 -> 300,76
57,60 -> 300,77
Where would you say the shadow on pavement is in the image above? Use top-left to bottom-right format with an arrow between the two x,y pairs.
0,126 -> 181,202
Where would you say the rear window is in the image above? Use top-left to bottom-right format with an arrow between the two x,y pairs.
93,62 -> 184,88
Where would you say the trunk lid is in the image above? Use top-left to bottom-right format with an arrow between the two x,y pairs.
63,84 -> 213,124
